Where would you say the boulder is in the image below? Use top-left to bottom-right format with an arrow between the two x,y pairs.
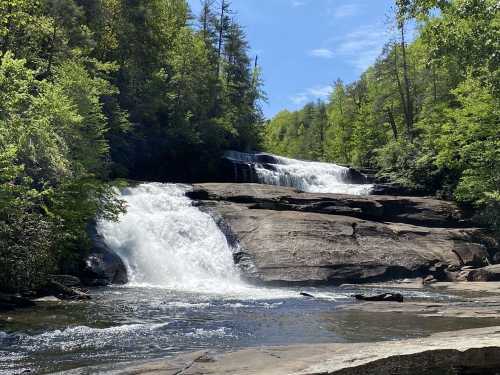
189,183 -> 497,286
466,265 -> 500,282
81,224 -> 128,286
0,293 -> 36,311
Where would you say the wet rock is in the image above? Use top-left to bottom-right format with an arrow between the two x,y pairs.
466,265 -> 500,282
300,292 -> 315,298
344,167 -> 370,184
81,224 -> 128,286
423,275 -> 438,285
0,293 -> 36,311
49,275 -> 81,288
371,183 -> 427,197
354,293 -> 404,303
38,280 -> 90,300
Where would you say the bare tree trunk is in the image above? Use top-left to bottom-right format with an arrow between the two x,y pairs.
46,21 -> 58,78
386,106 -> 398,140
394,43 -> 408,129
432,65 -> 438,102
400,21 -> 413,140
216,0 -> 225,77
251,54 -> 258,88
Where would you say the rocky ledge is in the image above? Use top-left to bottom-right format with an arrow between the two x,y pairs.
187,183 -> 499,285
75,326 -> 500,375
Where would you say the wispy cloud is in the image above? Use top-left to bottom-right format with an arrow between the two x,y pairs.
308,48 -> 334,59
331,4 -> 359,19
331,25 -> 390,71
292,0 -> 306,7
291,85 -> 333,105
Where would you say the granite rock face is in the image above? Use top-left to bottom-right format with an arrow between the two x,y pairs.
188,183 -> 498,285
73,327 -> 500,375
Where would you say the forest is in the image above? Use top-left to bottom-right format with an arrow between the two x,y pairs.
0,0 -> 263,292
264,0 -> 499,229
0,0 -> 498,294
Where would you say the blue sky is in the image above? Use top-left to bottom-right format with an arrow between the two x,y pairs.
189,0 -> 397,118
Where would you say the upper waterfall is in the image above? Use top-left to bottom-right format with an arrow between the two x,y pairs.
225,151 -> 373,195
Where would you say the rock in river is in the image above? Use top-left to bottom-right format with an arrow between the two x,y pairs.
84,326 -> 500,375
81,223 -> 128,286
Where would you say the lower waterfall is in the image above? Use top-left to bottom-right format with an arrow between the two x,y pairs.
97,183 -> 249,295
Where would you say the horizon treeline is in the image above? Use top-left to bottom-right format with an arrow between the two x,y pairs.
264,0 -> 499,229
0,0 -> 263,292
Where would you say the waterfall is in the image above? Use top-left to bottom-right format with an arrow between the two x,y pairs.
96,183 -> 250,295
225,151 -> 373,195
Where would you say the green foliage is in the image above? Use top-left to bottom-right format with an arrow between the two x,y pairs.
263,0 -> 499,232
436,76 -> 500,205
0,0 -> 264,291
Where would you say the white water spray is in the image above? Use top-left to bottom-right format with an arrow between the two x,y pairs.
97,183 -> 295,298
97,184 -> 246,293
225,151 -> 373,195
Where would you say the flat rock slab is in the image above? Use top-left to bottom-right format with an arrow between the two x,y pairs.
188,183 -> 471,227
188,184 -> 498,285
76,327 -> 500,374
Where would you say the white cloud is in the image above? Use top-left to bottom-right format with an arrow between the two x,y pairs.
291,85 -> 333,105
292,0 -> 306,7
332,25 -> 391,71
331,4 -> 359,19
309,48 -> 334,59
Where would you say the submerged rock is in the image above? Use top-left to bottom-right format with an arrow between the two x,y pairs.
189,183 -> 498,286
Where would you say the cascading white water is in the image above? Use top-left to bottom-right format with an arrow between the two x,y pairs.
96,183 -> 296,298
97,183 -> 246,294
225,151 -> 373,195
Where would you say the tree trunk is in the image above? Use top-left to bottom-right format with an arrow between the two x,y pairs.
386,106 -> 398,140
400,21 -> 413,140
216,0 -> 225,77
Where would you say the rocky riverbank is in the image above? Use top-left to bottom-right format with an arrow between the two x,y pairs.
188,183 -> 499,286
66,326 -> 500,375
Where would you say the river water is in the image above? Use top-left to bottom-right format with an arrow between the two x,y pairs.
0,178 -> 496,374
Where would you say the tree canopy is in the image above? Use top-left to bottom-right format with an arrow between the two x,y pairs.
0,0 -> 264,292
264,0 -> 499,230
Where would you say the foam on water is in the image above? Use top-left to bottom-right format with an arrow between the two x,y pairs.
97,183 -> 296,299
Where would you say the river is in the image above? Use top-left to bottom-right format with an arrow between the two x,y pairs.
1,156 -> 497,374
